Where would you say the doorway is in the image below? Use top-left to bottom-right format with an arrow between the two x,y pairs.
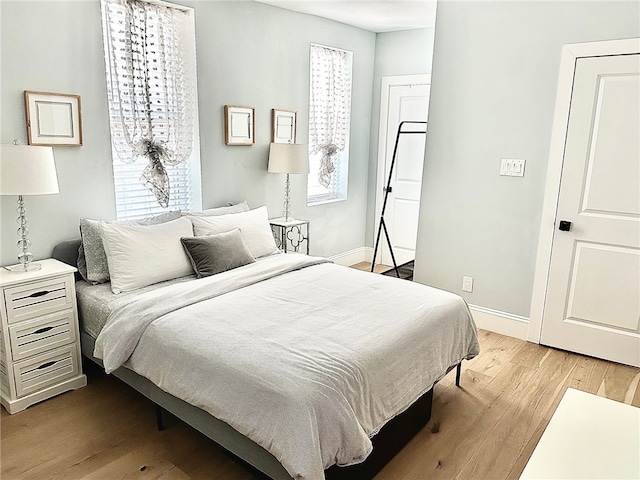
374,74 -> 431,267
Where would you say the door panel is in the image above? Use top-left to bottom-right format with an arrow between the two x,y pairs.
391,199 -> 420,252
567,242 -> 640,331
540,53 -> 640,367
581,74 -> 640,216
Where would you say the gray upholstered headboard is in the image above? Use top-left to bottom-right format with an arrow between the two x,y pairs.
52,239 -> 81,269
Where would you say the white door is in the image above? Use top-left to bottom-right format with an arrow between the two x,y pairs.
540,52 -> 640,367
375,75 -> 430,267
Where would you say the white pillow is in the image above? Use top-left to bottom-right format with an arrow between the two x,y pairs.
101,217 -> 194,294
189,206 -> 278,259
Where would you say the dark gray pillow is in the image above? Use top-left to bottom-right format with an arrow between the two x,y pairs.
180,228 -> 256,278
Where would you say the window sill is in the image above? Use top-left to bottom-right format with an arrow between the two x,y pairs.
307,196 -> 347,207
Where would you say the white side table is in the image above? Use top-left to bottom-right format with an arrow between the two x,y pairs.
269,218 -> 310,254
0,259 -> 87,414
520,388 -> 640,479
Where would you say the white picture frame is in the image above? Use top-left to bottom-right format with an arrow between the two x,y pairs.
24,91 -> 83,146
272,109 -> 297,144
224,105 -> 255,145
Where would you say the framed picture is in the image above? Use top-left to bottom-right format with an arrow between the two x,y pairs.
24,91 -> 83,146
272,109 -> 297,144
224,105 -> 255,145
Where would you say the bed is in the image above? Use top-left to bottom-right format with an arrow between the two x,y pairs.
52,206 -> 479,480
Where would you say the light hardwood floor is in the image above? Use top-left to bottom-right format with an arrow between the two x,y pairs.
351,261 -> 390,274
2,280 -> 639,479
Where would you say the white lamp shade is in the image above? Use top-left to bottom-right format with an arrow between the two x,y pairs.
0,145 -> 59,195
268,143 -> 309,174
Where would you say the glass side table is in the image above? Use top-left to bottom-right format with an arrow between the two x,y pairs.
269,218 -> 309,254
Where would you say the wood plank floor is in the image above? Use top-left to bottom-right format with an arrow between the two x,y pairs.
2,333 -> 638,480
2,267 -> 639,479
351,261 -> 390,274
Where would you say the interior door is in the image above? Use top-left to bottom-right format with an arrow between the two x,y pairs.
540,53 -> 640,367
376,80 -> 430,266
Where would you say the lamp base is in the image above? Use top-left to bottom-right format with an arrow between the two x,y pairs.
4,262 -> 42,273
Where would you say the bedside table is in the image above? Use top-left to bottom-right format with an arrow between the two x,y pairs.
0,259 -> 87,414
270,218 -> 310,254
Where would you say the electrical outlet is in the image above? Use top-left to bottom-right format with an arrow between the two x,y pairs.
462,276 -> 474,293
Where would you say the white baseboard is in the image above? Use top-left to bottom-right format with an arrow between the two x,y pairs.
468,304 -> 529,340
329,247 -> 374,266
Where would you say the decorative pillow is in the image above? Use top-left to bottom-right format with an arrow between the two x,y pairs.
181,229 -> 256,278
78,210 -> 181,284
189,206 -> 278,259
186,201 -> 250,217
101,217 -> 194,294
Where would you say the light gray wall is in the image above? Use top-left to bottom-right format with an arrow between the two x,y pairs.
0,0 -> 375,266
1,1 -> 114,267
414,1 -> 640,317
366,28 -> 434,245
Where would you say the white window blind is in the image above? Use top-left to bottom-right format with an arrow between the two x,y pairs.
101,0 -> 201,220
307,44 -> 353,205
112,160 -> 193,219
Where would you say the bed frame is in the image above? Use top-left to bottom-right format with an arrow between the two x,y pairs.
53,240 -> 461,480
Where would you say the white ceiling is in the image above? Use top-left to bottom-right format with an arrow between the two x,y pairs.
254,0 -> 437,33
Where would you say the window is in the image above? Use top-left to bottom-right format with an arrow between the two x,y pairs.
307,44 -> 353,205
101,0 -> 201,220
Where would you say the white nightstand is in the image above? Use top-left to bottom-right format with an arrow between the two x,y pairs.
0,259 -> 86,414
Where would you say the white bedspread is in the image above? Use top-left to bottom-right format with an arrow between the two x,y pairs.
94,253 -> 479,480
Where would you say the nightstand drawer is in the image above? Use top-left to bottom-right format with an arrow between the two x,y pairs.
3,276 -> 73,324
13,345 -> 79,397
8,310 -> 76,361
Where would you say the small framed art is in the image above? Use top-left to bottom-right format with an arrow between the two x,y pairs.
24,91 -> 83,146
272,109 -> 297,144
224,105 -> 255,145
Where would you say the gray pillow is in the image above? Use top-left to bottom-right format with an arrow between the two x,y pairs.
180,228 -> 255,278
186,201 -> 250,217
78,210 -> 182,284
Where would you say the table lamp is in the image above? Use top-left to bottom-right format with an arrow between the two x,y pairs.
0,144 -> 59,272
268,143 -> 309,221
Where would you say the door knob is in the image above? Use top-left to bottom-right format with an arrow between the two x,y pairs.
558,220 -> 572,231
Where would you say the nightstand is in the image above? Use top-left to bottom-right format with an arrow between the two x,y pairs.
0,259 -> 86,414
270,218 -> 310,254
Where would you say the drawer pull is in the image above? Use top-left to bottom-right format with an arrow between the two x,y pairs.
28,290 -> 51,298
37,360 -> 59,370
33,326 -> 55,334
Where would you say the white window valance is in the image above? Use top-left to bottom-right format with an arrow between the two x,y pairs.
101,0 -> 196,207
309,44 -> 353,188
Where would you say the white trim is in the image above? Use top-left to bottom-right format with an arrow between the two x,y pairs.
328,247 -> 373,266
309,42 -> 352,55
469,304 -> 529,341
528,38 -> 640,344
139,0 -> 192,13
374,74 -> 430,264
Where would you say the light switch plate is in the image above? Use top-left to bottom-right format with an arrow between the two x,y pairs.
500,158 -> 526,177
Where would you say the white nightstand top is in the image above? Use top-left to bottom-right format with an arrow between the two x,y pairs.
0,259 -> 77,288
269,217 -> 309,227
